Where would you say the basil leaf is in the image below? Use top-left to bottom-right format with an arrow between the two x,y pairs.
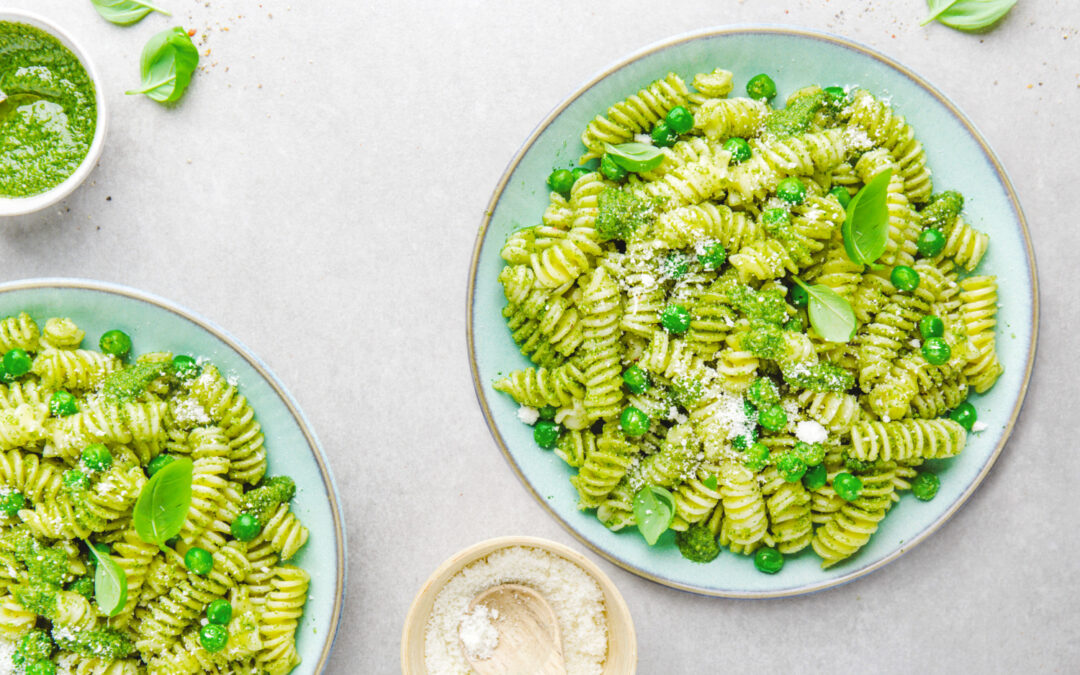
841,168 -> 892,266
793,277 -> 857,343
604,142 -> 666,173
125,27 -> 200,103
133,456 -> 192,545
91,0 -> 171,26
633,485 -> 676,546
922,0 -> 1017,31
85,542 -> 128,617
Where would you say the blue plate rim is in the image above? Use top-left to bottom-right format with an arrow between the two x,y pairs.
0,276 -> 348,668
466,25 -> 1040,598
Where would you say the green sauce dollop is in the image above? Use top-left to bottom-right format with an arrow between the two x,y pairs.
0,22 -> 97,198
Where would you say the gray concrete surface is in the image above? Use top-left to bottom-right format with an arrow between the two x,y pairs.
3,0 -> 1075,672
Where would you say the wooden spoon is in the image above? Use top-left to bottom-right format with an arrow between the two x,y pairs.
459,583 -> 566,675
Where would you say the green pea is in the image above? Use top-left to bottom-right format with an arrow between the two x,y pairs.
99,330 -> 132,358
147,454 -> 175,477
651,120 -> 678,148
665,105 -> 694,134
230,513 -> 261,542
0,489 -> 25,517
828,186 -> 851,208
49,391 -> 78,417
662,252 -> 689,279
600,154 -> 627,181
912,472 -> 941,501
824,85 -> 847,110
619,406 -> 650,437
199,623 -> 229,653
547,169 -> 575,196
622,365 -> 650,394
723,137 -> 752,164
660,305 -> 691,334
790,283 -> 809,308
890,265 -> 920,292
754,547 -> 784,574
533,420 -> 560,449
922,337 -> 952,365
763,208 -> 789,226
784,318 -> 803,332
81,444 -> 113,472
758,404 -> 788,432
184,547 -> 214,576
537,405 -> 557,421
2,349 -> 32,377
777,177 -> 807,205
949,401 -> 977,431
26,660 -> 56,675
833,472 -> 863,502
698,242 -> 727,271
794,441 -> 825,467
571,167 -> 591,182
917,228 -> 946,258
172,355 -> 201,379
744,442 -> 770,471
776,452 -> 807,482
206,598 -> 233,625
746,73 -> 777,101
919,315 -> 945,340
802,464 -> 828,491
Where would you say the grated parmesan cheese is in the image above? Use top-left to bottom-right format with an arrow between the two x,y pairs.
0,639 -> 14,675
423,546 -> 608,675
795,420 -> 828,445
972,421 -> 987,432
458,604 -> 499,661
516,406 -> 539,426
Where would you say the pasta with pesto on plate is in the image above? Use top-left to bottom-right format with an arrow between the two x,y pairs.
492,67 -> 1001,571
0,313 -> 310,674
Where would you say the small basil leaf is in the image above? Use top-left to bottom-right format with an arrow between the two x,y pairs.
604,142 -> 666,173
85,541 -> 128,617
841,168 -> 892,266
633,485 -> 676,546
125,27 -> 200,103
922,0 -> 1017,30
90,0 -> 171,26
133,456 -> 192,545
793,277 -> 857,343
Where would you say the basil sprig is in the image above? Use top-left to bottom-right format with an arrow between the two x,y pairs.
841,168 -> 892,267
84,542 -> 128,617
125,27 -> 200,103
922,0 -> 1017,31
633,485 -> 676,545
604,142 -> 666,174
90,0 -> 171,25
133,456 -> 193,546
792,277 -> 857,343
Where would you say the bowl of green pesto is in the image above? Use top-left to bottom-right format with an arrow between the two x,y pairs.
0,10 -> 107,216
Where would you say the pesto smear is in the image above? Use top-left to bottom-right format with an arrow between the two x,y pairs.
0,22 -> 97,198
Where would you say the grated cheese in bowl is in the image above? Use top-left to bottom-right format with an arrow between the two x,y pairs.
423,546 -> 608,674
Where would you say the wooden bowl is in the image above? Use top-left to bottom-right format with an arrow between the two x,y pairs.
401,536 -> 637,674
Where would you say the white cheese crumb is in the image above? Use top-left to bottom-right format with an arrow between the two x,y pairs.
909,339 -> 922,349
633,133 -> 653,145
516,406 -> 540,425
458,603 -> 499,661
971,421 -> 987,432
795,420 -> 828,444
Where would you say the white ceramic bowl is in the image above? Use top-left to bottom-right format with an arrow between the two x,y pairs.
0,9 -> 108,216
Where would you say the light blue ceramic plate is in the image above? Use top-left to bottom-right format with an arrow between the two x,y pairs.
0,279 -> 346,669
467,26 -> 1038,597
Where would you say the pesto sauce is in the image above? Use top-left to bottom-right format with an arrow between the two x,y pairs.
0,22 -> 97,198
